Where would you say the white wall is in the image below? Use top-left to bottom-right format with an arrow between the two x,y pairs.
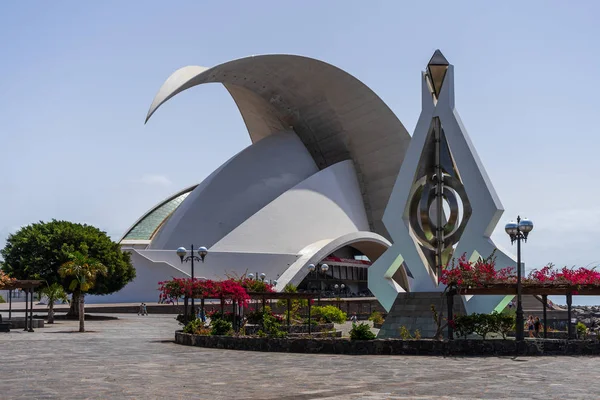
212,160 -> 370,254
149,130 -> 318,250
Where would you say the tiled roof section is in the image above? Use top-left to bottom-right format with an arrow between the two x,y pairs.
122,191 -> 191,241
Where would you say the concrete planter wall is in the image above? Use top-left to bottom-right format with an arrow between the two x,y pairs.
6,318 -> 45,329
175,331 -> 600,356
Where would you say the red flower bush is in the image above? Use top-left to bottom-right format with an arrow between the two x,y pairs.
0,270 -> 15,289
441,254 -> 600,290
525,264 -> 600,286
158,278 -> 250,305
440,254 -> 514,288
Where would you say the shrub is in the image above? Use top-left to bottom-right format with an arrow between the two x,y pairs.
497,313 -> 515,339
350,322 -> 376,340
0,295 -> 5,304
399,326 -> 413,339
208,310 -> 235,323
453,312 -> 515,339
262,315 -> 287,338
454,314 -> 476,339
260,307 -> 287,338
472,313 -> 496,340
211,318 -> 233,336
245,308 -> 265,325
368,311 -> 384,325
276,284 -> 307,324
183,318 -> 210,335
312,305 -> 347,324
576,321 -> 587,338
398,326 -> 422,339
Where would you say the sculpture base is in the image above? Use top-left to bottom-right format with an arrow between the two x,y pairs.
377,292 -> 465,339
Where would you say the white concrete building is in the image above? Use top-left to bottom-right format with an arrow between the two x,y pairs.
93,54 -> 412,303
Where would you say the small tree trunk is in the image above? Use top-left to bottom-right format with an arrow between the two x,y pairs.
79,294 -> 85,332
48,301 -> 55,324
68,292 -> 81,318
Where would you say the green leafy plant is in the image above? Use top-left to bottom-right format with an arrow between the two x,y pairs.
431,304 -> 449,340
245,309 -> 265,325
1,220 -> 135,318
0,295 -> 5,304
496,313 -> 515,339
312,305 -> 347,324
576,321 -> 587,338
58,252 -> 107,332
368,311 -> 384,325
276,284 -> 307,325
253,306 -> 287,338
414,329 -> 422,340
350,322 -> 376,340
399,326 -> 413,339
472,313 -> 496,340
211,318 -> 233,336
454,314 -> 476,339
453,312 -> 515,340
40,283 -> 69,324
183,318 -> 211,335
262,313 -> 287,338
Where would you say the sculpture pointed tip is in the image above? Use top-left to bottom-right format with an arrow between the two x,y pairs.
429,49 -> 449,66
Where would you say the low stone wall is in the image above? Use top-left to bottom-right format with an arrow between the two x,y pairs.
175,331 -> 600,356
7,318 -> 45,329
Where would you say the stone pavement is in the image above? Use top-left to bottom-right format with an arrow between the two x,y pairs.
0,314 -> 598,399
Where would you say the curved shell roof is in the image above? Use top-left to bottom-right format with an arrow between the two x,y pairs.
120,185 -> 197,242
145,54 -> 411,238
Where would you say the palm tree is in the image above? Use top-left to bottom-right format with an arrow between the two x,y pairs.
40,283 -> 68,324
58,252 -> 107,332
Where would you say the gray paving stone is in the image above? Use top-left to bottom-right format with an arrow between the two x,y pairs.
0,314 -> 597,399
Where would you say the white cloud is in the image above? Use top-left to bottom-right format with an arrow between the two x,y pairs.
136,174 -> 172,186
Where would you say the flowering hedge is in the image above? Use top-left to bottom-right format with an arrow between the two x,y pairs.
0,270 -> 15,289
441,254 -> 600,290
440,254 -> 514,288
524,264 -> 600,286
158,278 -> 251,305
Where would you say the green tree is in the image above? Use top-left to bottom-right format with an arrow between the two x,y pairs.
40,283 -> 69,324
0,220 -> 135,316
59,252 -> 108,332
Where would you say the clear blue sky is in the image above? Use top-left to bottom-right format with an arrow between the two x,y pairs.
1,1 -> 599,302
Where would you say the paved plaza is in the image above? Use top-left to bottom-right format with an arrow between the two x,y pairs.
0,314 -> 598,399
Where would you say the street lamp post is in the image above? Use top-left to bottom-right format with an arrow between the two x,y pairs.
334,283 -> 343,309
307,263 -> 329,305
505,216 -> 533,342
176,245 -> 208,320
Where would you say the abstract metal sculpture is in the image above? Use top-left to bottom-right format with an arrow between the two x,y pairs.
369,50 -> 516,316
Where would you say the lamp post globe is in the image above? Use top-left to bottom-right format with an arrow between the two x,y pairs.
248,273 -> 255,280
259,273 -> 266,281
334,284 -> 339,290
321,264 -> 329,272
341,284 -> 345,290
176,247 -> 187,260
504,221 -> 518,237
198,246 -> 208,261
518,218 -> 534,234
307,264 -> 316,273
